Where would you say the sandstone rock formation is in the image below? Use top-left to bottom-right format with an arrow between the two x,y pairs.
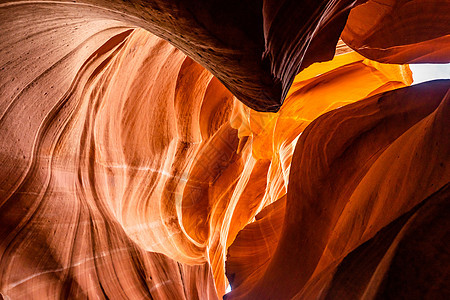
0,1 -> 449,299
341,0 -> 450,63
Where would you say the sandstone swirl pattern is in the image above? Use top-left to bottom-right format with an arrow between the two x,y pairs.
0,0 -> 449,299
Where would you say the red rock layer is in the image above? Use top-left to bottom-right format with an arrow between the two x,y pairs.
0,23 -> 418,297
0,0 -> 449,299
0,0 -> 371,111
0,28 -> 217,299
341,0 -> 450,63
225,80 -> 450,299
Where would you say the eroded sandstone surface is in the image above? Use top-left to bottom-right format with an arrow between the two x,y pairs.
0,1 -> 449,299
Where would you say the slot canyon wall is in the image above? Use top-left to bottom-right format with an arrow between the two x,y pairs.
0,0 -> 449,299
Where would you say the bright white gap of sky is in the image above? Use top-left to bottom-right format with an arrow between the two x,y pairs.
410,63 -> 450,84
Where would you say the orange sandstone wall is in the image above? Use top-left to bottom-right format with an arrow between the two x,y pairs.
0,1 -> 449,299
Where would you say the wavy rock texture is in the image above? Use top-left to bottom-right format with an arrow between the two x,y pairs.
341,0 -> 450,63
0,0 -> 449,299
0,0 -> 369,111
226,80 -> 450,299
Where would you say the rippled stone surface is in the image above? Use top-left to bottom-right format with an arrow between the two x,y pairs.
0,1 -> 449,299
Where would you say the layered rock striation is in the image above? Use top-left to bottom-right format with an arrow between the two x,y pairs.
0,1 -> 449,299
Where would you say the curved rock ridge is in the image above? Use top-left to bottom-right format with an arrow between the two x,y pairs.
0,0 -> 402,112
341,0 -> 450,63
0,0 -> 449,299
225,80 -> 450,299
0,22 -> 418,298
0,28 -> 217,299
